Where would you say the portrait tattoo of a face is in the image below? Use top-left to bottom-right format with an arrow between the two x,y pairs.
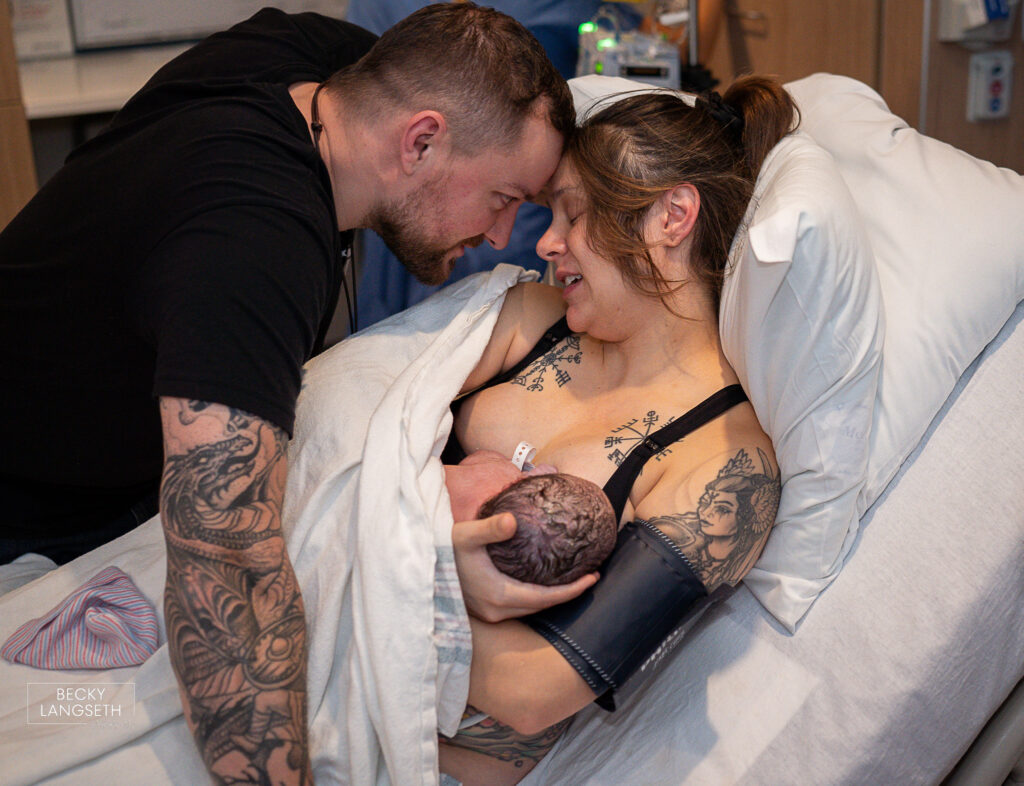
647,448 -> 780,590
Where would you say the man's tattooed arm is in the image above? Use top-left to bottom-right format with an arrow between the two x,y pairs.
159,397 -> 311,785
648,448 -> 781,591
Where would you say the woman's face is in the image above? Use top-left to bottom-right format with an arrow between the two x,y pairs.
536,159 -> 643,339
697,487 -> 739,538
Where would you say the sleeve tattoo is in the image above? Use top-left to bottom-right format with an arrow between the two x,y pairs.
160,399 -> 310,785
649,448 -> 781,590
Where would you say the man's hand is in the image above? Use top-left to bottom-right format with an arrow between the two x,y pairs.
159,397 -> 311,785
451,513 -> 598,622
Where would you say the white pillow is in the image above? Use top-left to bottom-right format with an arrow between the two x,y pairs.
567,76 -> 885,631
720,132 -> 883,631
786,74 -> 1024,508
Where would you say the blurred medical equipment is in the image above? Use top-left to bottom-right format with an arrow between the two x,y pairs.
575,1 -> 718,91
576,4 -> 682,88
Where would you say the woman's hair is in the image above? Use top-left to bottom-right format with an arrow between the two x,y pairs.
569,76 -> 799,310
326,2 -> 574,155
481,473 -> 617,585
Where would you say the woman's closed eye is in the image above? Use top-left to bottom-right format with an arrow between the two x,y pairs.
558,197 -> 584,226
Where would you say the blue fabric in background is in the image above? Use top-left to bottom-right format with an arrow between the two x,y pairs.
345,0 -> 640,329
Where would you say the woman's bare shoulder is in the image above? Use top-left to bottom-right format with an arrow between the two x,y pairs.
501,282 -> 567,369
459,282 -> 566,395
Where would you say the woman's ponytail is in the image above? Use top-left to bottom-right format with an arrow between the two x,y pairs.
723,75 -> 800,180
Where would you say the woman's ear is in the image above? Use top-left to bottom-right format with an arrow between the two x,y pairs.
399,111 -> 447,175
659,184 -> 700,247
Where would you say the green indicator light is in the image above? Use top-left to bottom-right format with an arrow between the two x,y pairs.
595,61 -> 604,74
578,21 -> 597,34
597,36 -> 616,50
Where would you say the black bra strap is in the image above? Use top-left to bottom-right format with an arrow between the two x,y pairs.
602,384 -> 749,521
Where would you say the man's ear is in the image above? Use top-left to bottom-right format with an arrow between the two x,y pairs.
399,111 -> 447,175
659,184 -> 700,247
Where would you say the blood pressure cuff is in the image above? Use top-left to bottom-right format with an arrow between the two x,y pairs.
524,519 -> 710,711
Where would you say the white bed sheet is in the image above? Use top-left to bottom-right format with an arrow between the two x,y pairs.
524,301 -> 1024,785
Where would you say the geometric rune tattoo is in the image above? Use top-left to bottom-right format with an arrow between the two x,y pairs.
512,336 -> 582,392
604,410 -> 676,468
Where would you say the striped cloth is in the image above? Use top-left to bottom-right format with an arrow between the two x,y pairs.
1,566 -> 158,669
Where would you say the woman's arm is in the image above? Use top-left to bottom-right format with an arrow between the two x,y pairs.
464,439 -> 781,733
637,443 -> 780,592
466,616 -> 597,735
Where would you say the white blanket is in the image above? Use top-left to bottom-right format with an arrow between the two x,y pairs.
0,264 -> 531,786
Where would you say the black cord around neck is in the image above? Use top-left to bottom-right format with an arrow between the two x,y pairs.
311,80 -> 358,336
310,81 -> 327,149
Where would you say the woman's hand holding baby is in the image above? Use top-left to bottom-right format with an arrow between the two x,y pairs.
451,515 -> 598,622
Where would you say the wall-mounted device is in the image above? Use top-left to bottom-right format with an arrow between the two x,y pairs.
939,0 -> 1021,45
11,0 -> 74,60
966,49 -> 1013,119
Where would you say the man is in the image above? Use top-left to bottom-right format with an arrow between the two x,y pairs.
0,5 -> 576,783
346,0 -> 645,326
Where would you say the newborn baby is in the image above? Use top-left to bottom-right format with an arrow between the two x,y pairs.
444,450 -> 617,586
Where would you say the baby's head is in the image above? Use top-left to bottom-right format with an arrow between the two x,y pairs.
480,473 -> 617,585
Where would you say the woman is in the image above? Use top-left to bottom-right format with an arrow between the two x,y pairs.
440,75 -> 796,784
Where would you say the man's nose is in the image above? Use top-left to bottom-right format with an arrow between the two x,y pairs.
485,202 -> 521,250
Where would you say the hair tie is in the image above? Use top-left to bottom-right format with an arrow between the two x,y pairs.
697,90 -> 744,140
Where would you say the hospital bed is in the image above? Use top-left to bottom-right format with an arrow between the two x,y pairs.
0,73 -> 1021,785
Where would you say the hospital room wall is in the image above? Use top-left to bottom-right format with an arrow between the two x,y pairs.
706,0 -> 1024,173
920,0 -> 1024,172
0,0 -> 37,229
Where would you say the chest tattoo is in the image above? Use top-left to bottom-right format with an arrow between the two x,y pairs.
512,335 -> 582,392
605,410 -> 677,468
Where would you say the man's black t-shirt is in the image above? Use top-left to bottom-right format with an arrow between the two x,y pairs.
0,10 -> 376,543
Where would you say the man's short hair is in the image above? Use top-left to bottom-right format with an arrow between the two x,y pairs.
327,2 -> 574,153
482,473 -> 617,585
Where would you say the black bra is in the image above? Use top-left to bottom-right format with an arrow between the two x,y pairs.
441,317 -> 749,520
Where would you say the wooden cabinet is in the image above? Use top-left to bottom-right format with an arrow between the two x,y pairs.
705,0 -> 882,89
1,1 -> 37,229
